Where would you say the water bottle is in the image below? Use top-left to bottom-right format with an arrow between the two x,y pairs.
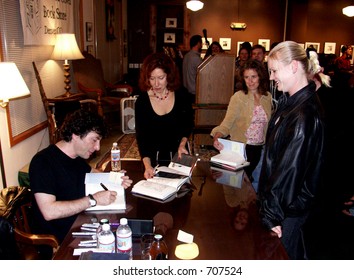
96,218 -> 109,245
149,234 -> 168,260
97,223 -> 115,252
111,142 -> 121,172
116,218 -> 133,259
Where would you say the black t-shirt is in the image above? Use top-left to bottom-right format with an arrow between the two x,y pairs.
29,144 -> 91,243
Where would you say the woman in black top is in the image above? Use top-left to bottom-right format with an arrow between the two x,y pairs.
135,52 -> 194,179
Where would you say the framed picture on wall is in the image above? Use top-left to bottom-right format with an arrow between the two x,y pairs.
324,42 -> 336,54
86,22 -> 93,42
202,37 -> 212,50
164,33 -> 175,43
298,43 -> 305,49
219,38 -> 231,50
258,39 -> 270,51
305,42 -> 320,52
87,45 -> 94,56
165,18 -> 177,28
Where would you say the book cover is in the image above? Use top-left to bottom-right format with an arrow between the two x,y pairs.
210,138 -> 250,170
84,172 -> 126,211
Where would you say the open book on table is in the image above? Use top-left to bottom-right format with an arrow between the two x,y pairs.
210,138 -> 250,171
85,172 -> 126,211
131,153 -> 197,201
155,152 -> 199,177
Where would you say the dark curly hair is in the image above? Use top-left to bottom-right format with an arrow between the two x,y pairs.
60,109 -> 107,142
240,59 -> 269,95
138,52 -> 180,92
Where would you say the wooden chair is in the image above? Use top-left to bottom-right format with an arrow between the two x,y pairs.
32,62 -> 98,144
0,186 -> 59,260
72,51 -> 133,125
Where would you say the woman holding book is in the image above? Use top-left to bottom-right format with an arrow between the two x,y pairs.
135,52 -> 194,179
211,59 -> 272,181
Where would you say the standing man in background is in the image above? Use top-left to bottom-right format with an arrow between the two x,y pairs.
183,34 -> 203,102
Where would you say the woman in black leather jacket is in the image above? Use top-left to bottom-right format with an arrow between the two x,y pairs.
258,41 -> 326,260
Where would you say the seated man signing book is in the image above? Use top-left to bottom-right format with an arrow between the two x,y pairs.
29,109 -> 133,244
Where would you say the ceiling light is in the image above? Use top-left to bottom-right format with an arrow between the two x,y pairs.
343,5 -> 354,17
186,0 -> 204,12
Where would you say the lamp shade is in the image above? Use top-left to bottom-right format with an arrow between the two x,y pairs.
343,5 -> 354,17
186,0 -> 204,12
0,62 -> 30,105
51,33 -> 84,61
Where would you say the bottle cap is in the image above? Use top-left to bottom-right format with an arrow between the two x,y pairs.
120,218 -> 128,225
113,142 -> 118,147
99,218 -> 109,225
102,223 -> 110,231
154,234 -> 163,240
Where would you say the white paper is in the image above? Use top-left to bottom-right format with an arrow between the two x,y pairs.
177,229 -> 194,244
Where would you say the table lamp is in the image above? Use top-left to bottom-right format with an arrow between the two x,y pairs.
51,33 -> 84,97
0,62 -> 30,108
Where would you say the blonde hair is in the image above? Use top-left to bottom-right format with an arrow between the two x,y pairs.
268,41 -> 331,87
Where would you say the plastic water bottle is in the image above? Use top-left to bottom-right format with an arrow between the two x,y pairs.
111,142 -> 121,172
149,234 -> 168,260
96,218 -> 109,245
97,223 -> 115,252
116,218 -> 133,259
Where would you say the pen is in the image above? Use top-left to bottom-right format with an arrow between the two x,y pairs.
153,164 -> 159,175
100,182 -> 108,191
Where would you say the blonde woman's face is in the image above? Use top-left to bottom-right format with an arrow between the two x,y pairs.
268,58 -> 294,93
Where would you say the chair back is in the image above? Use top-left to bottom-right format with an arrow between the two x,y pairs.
72,51 -> 107,98
0,186 -> 59,259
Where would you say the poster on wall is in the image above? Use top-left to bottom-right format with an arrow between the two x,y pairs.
19,0 -> 74,45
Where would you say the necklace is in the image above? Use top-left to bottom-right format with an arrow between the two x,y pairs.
152,89 -> 169,100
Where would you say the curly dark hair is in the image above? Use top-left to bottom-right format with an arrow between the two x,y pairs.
60,109 -> 107,142
138,52 -> 180,92
240,59 -> 269,95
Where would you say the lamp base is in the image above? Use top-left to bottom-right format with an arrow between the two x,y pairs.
63,63 -> 72,97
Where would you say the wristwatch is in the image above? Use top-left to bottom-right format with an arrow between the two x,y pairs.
88,194 -> 96,207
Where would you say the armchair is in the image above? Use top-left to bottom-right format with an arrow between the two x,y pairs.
0,186 -> 59,259
72,51 -> 133,125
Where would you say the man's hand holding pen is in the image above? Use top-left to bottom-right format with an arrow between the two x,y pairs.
92,190 -> 117,205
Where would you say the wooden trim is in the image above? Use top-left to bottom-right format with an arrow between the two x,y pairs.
9,122 -> 47,147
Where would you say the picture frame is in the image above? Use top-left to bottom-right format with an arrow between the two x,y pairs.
202,37 -> 212,50
164,33 -> 175,43
298,43 -> 305,49
86,22 -> 93,42
165,18 -> 177,28
237,41 -> 253,55
305,42 -> 320,52
258,39 -> 270,51
86,45 -> 94,56
324,42 -> 336,54
219,38 -> 231,51
340,44 -> 354,65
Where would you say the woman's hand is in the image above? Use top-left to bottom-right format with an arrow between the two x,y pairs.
144,165 -> 155,179
213,133 -> 224,151
271,225 -> 282,238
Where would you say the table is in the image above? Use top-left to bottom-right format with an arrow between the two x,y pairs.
54,160 -> 288,260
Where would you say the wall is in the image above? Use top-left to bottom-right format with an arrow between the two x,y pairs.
128,0 -> 354,60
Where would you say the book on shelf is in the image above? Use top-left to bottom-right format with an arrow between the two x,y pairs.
84,172 -> 126,211
131,152 -> 197,201
210,166 -> 245,188
210,138 -> 250,171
